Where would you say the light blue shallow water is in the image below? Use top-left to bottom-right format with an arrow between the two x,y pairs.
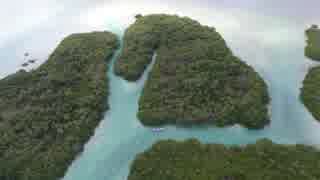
62,16 -> 320,180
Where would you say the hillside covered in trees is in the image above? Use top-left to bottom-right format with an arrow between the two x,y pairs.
301,25 -> 320,122
0,32 -> 119,180
129,139 -> 320,180
305,25 -> 320,61
115,14 -> 270,129
301,66 -> 320,122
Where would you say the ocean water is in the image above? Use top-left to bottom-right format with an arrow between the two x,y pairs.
0,1 -> 320,180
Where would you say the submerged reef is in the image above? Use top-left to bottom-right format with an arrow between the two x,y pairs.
0,32 -> 119,180
115,14 -> 270,129
129,139 -> 320,180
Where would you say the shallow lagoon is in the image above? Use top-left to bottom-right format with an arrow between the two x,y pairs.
1,1 -> 320,180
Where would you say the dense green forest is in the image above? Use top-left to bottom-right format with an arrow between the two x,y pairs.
305,25 -> 320,61
114,14 -> 270,129
301,66 -> 320,122
0,32 -> 119,180
301,24 -> 320,122
129,139 -> 320,180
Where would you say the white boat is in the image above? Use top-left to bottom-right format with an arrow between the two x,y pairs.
151,127 -> 165,132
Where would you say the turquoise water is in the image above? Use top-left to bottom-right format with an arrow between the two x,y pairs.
62,17 -> 320,180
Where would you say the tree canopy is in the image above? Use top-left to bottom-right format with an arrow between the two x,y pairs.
114,14 -> 270,129
0,31 -> 119,180
301,25 -> 320,122
129,139 -> 320,180
305,24 -> 320,61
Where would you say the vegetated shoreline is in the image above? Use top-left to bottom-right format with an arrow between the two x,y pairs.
301,24 -> 320,122
114,14 -> 270,129
0,31 -> 119,180
128,138 -> 320,180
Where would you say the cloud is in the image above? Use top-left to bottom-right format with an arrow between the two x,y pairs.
0,1 -> 63,46
0,0 -> 319,78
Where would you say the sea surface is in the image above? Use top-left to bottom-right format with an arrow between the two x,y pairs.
0,1 -> 320,180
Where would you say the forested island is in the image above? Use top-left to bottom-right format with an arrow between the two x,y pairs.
301,66 -> 320,122
115,14 -> 270,129
129,139 -> 320,180
0,32 -> 119,180
305,25 -> 320,61
301,25 -> 320,122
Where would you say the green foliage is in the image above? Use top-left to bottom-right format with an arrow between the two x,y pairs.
114,14 -> 270,129
301,66 -> 320,121
301,25 -> 320,122
0,31 -> 119,180
135,14 -> 143,19
305,25 -> 320,61
129,139 -> 320,180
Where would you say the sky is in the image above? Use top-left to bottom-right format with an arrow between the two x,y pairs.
1,0 -> 319,40
0,0 -> 319,78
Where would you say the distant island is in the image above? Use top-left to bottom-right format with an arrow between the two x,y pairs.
128,139 -> 320,180
115,14 -> 270,129
301,25 -> 320,122
0,32 -> 119,180
305,25 -> 320,61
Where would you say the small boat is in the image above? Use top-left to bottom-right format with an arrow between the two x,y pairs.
22,63 -> 29,67
28,59 -> 37,63
151,127 -> 165,132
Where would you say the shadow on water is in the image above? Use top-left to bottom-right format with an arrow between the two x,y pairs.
63,20 -> 320,180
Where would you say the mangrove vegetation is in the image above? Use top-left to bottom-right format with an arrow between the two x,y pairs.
129,139 -> 320,180
305,24 -> 320,61
301,24 -> 320,122
0,31 -> 119,180
114,14 -> 270,129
